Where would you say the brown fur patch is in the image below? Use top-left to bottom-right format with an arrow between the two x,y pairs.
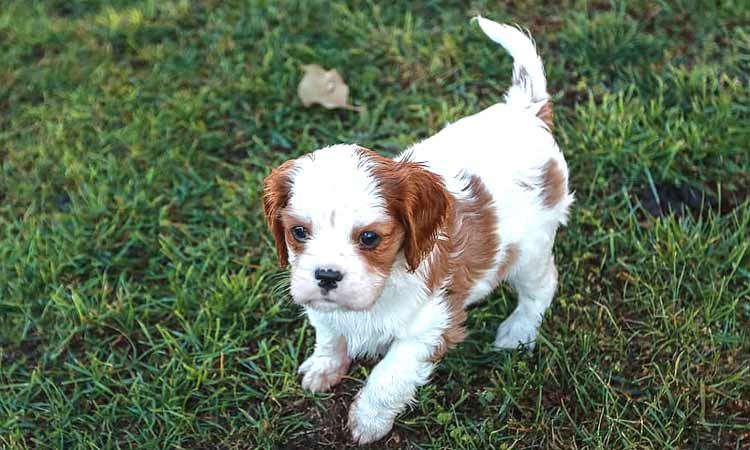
351,220 -> 405,275
540,158 -> 566,208
356,148 -> 452,272
537,101 -> 554,130
429,175 -> 502,361
262,159 -> 297,266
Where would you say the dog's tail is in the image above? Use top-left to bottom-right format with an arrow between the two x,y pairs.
474,16 -> 553,129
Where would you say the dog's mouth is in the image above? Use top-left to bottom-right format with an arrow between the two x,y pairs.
307,298 -> 341,312
293,285 -> 380,312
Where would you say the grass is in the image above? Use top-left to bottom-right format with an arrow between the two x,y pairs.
1,0 -> 748,449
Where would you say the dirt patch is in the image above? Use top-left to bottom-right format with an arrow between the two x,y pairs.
637,181 -> 705,218
636,179 -> 749,218
280,380 -> 425,449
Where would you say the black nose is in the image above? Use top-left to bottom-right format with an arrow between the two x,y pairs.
315,268 -> 343,291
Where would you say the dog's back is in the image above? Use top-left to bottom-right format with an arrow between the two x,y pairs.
400,17 -> 573,310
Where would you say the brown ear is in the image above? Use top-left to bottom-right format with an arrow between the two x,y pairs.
262,160 -> 296,267
396,162 -> 452,271
356,147 -> 453,272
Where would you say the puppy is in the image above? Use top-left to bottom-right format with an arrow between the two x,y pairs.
263,16 -> 572,445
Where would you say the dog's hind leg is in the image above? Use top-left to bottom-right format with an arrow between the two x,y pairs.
494,251 -> 557,350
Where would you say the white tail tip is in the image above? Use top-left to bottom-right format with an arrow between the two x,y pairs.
474,15 -> 549,107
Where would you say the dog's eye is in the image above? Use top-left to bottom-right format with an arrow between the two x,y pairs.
359,231 -> 381,249
291,226 -> 310,242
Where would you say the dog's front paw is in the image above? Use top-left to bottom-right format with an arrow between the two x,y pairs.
298,354 -> 350,393
348,393 -> 395,445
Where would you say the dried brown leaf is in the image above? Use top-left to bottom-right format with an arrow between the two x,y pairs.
297,64 -> 361,112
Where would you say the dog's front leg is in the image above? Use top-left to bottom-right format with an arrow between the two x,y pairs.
298,320 -> 350,393
348,337 -> 437,445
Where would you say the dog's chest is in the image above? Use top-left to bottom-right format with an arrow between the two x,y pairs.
309,271 -> 435,358
326,309 -> 406,358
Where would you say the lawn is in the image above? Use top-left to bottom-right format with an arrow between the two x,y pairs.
1,1 -> 749,449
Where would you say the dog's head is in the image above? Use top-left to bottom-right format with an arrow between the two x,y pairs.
263,144 -> 451,312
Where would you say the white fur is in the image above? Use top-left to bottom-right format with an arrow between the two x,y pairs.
475,16 -> 549,113
282,17 -> 573,444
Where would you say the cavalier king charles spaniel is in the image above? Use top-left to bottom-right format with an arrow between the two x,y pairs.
263,16 -> 573,444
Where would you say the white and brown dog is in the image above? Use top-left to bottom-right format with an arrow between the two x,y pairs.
263,17 -> 573,445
